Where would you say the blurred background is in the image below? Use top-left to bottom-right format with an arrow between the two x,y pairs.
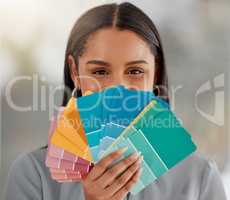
0,0 -> 229,199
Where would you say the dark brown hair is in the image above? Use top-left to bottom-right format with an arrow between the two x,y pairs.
62,2 -> 169,106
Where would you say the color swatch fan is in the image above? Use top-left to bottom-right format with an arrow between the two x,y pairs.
45,108 -> 94,182
45,85 -> 196,195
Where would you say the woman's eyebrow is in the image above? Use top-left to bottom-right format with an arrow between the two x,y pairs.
86,60 -> 110,67
125,60 -> 148,66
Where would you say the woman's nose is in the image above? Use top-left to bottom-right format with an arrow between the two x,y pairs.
109,75 -> 125,87
108,74 -> 138,90
109,79 -> 137,91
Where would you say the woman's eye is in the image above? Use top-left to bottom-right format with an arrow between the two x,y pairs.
127,68 -> 144,75
92,69 -> 108,75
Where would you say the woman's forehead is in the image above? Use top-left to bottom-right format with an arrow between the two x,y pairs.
80,27 -> 154,63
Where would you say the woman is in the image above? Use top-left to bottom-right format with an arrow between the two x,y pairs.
5,2 -> 227,200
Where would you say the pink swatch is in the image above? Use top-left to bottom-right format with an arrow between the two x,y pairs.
48,144 -> 92,165
46,155 -> 93,174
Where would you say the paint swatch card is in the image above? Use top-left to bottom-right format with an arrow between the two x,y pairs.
45,84 -> 196,196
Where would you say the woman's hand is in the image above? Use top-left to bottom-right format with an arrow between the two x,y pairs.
82,148 -> 143,200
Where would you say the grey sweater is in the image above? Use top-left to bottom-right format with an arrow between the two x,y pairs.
5,147 -> 227,200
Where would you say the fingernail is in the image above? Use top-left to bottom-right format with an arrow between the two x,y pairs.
137,155 -> 143,163
140,155 -> 144,160
132,151 -> 140,158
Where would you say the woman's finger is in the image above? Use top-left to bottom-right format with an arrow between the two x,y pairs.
112,167 -> 142,200
87,147 -> 128,181
97,152 -> 141,188
104,156 -> 142,196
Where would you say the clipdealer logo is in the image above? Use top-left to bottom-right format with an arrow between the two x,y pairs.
195,73 -> 225,126
3,73 -> 225,126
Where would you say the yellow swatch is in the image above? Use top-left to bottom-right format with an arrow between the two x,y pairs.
51,130 -> 93,161
61,97 -> 87,144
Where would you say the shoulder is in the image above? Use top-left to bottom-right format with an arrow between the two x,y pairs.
130,151 -> 227,200
6,146 -> 86,200
5,146 -> 50,200
170,151 -> 218,176
176,151 -> 227,199
6,146 -> 49,186
8,146 -> 49,178
164,151 -> 225,192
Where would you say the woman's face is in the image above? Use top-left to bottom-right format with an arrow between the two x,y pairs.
69,27 -> 155,95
